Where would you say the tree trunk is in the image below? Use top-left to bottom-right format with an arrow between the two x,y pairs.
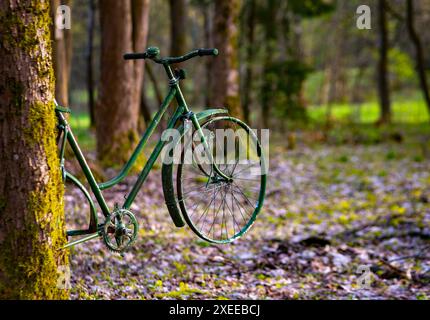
0,0 -> 69,299
210,0 -> 243,119
261,0 -> 277,128
406,0 -> 430,118
169,0 -> 187,57
140,90 -> 152,128
145,63 -> 164,108
325,5 -> 343,128
377,0 -> 391,124
96,0 -> 150,165
200,0 -> 214,106
87,0 -> 96,128
51,0 -> 72,107
132,0 -> 151,126
144,63 -> 166,133
242,0 -> 256,125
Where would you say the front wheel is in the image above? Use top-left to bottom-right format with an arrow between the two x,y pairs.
176,117 -> 267,243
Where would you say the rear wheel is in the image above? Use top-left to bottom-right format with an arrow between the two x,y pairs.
176,117 -> 266,243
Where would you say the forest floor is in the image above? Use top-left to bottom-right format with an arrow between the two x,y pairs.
66,125 -> 430,300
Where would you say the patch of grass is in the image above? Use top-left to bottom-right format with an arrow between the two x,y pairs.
385,150 -> 397,160
173,261 -> 187,274
69,112 -> 95,151
309,95 -> 429,124
155,282 -> 204,299
338,155 -> 349,163
195,240 -> 211,248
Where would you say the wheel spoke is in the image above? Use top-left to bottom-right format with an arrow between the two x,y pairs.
195,186 -> 222,228
230,189 -> 251,223
207,187 -> 226,236
232,163 -> 259,177
231,183 -> 258,209
223,190 -> 242,235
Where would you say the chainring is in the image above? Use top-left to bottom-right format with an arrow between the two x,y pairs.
102,209 -> 138,253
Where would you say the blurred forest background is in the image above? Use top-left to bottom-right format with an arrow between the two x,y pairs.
2,0 -> 430,300
57,0 -> 430,147
48,0 -> 430,299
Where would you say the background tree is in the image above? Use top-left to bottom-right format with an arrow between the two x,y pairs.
0,0 -> 68,299
406,0 -> 430,119
377,0 -> 392,124
169,0 -> 187,57
210,0 -> 243,119
259,0 -> 333,128
51,0 -> 73,107
193,0 -> 214,106
241,0 -> 256,125
96,0 -> 150,165
86,0 -> 96,128
260,0 -> 278,128
323,1 -> 348,128
132,0 -> 151,128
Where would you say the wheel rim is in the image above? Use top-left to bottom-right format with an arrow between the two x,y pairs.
176,117 -> 266,243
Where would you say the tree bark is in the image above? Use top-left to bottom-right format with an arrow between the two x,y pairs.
406,0 -> 430,118
377,0 -> 391,124
144,62 -> 165,133
51,0 -> 72,107
169,0 -> 187,57
210,0 -> 243,119
196,0 -> 214,106
242,0 -> 256,125
132,0 -> 151,126
86,0 -> 96,128
140,90 -> 152,128
145,63 -> 164,108
96,0 -> 150,165
0,0 -> 69,299
261,0 -> 277,128
203,2 -> 213,106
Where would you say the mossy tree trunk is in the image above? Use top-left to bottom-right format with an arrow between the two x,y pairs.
210,0 -> 244,119
96,0 -> 150,165
0,0 -> 69,299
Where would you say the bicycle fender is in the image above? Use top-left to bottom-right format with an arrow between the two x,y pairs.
161,108 -> 228,228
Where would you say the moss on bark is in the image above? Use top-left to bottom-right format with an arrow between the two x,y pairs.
0,0 -> 69,300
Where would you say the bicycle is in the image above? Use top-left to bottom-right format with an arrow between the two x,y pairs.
56,47 -> 267,253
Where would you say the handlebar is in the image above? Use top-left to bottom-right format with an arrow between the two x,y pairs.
123,47 -> 219,64
123,52 -> 148,60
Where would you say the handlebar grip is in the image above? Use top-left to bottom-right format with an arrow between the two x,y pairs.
124,53 -> 147,60
198,48 -> 219,57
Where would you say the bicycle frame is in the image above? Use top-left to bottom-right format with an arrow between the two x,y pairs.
57,64 -> 226,249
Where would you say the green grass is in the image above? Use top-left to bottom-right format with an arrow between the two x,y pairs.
67,94 -> 429,154
69,112 -> 91,129
68,112 -> 95,151
309,96 -> 429,124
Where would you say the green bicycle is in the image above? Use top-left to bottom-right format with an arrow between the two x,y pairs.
56,47 -> 267,253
